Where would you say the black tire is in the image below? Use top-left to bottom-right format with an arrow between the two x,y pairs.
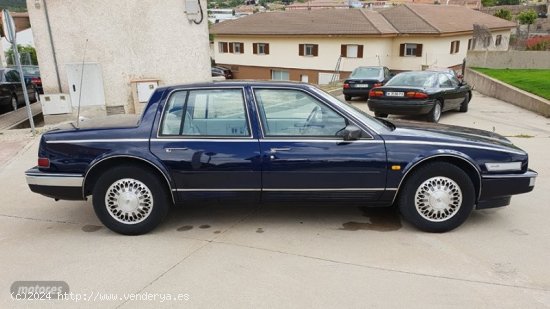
427,100 -> 442,123
398,162 -> 475,233
459,93 -> 470,112
344,95 -> 352,101
92,165 -> 171,235
374,112 -> 388,118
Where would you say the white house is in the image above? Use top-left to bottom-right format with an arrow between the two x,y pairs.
211,4 -> 515,84
27,0 -> 211,122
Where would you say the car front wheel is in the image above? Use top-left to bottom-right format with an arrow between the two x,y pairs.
92,165 -> 171,235
11,95 -> 18,111
398,162 -> 475,232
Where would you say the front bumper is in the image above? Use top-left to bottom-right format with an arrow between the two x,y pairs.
477,169 -> 537,209
25,167 -> 85,200
367,99 -> 435,115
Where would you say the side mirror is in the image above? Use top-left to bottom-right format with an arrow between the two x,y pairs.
339,125 -> 362,141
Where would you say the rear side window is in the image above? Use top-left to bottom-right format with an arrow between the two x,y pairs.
159,89 -> 250,137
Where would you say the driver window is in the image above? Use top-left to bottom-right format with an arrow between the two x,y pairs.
254,89 -> 347,137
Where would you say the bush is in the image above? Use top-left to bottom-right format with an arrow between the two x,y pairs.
526,36 -> 550,50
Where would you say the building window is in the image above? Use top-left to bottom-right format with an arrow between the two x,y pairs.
340,44 -> 363,58
483,37 -> 491,48
253,43 -> 270,55
495,35 -> 502,46
230,42 -> 244,54
450,40 -> 460,54
272,70 -> 289,81
218,42 -> 228,53
299,44 -> 318,57
400,43 -> 422,57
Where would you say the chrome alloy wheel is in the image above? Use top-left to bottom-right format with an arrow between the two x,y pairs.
414,176 -> 462,222
433,103 -> 441,121
105,178 -> 154,224
11,97 -> 18,110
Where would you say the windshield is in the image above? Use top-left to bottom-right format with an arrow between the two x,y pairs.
309,86 -> 391,133
350,67 -> 381,79
386,72 -> 437,88
21,66 -> 40,75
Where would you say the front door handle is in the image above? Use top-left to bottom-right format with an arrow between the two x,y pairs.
165,147 -> 188,153
269,147 -> 291,153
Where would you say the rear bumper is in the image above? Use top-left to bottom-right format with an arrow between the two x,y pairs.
343,88 -> 372,97
25,167 -> 85,200
367,99 -> 435,115
477,169 -> 537,209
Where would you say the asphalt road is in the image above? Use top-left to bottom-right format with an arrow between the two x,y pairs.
1,91 -> 549,308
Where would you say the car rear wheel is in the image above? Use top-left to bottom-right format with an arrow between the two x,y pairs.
374,112 -> 388,118
427,100 -> 442,123
92,165 -> 171,235
459,93 -> 469,112
344,95 -> 352,101
398,162 -> 475,232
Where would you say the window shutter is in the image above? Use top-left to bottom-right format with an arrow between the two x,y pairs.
223,42 -> 228,53
455,41 -> 460,53
240,43 -> 244,53
265,43 -> 270,55
229,43 -> 234,53
299,44 -> 304,56
450,41 -> 454,54
341,45 -> 347,57
312,44 -> 318,56
468,39 -> 471,50
253,43 -> 258,54
399,44 -> 405,57
415,44 -> 423,57
358,45 -> 364,58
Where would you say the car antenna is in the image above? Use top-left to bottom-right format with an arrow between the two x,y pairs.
75,39 -> 88,129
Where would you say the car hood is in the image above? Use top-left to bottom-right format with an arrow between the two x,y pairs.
384,119 -> 524,152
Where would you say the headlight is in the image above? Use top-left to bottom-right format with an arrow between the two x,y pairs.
485,162 -> 522,172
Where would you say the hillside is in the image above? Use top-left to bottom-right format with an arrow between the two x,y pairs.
0,0 -> 26,11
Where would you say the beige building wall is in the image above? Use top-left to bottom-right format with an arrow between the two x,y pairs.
214,29 -> 512,81
27,0 -> 211,118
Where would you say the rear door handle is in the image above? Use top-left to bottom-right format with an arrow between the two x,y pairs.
165,147 -> 188,153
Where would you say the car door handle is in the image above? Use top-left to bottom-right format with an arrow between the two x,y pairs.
165,147 -> 188,153
269,147 -> 291,153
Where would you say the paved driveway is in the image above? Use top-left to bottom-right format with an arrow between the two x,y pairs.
1,91 -> 549,308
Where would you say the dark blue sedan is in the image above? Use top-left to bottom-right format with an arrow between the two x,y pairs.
25,82 -> 537,235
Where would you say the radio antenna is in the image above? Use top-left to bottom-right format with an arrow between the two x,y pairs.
76,39 -> 88,129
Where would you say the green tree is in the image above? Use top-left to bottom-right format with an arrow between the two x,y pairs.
494,9 -> 512,21
5,44 -> 38,65
518,9 -> 538,37
481,0 -> 496,7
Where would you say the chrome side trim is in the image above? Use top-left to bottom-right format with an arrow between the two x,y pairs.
151,138 -> 257,143
390,154 -> 482,205
82,155 -> 175,204
482,173 -> 537,179
385,140 -> 526,155
46,139 -> 149,144
26,174 -> 83,187
172,188 -> 396,192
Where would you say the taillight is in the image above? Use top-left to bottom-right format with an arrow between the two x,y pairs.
343,83 -> 350,89
38,157 -> 50,168
369,90 -> 384,97
405,91 -> 428,99
31,77 -> 41,84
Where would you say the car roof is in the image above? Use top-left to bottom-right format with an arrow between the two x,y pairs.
158,80 -> 313,92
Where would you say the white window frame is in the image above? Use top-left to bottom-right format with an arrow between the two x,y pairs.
304,44 -> 315,57
218,42 -> 225,53
404,43 -> 417,57
346,44 -> 359,58
258,43 -> 266,55
271,70 -> 289,81
232,42 -> 241,54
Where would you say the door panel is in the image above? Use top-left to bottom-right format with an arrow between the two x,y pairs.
150,88 -> 262,202
253,88 -> 387,202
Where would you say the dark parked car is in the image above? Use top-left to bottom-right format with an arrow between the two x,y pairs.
343,66 -> 392,101
367,71 -> 472,122
20,65 -> 43,94
26,81 -> 536,235
211,66 -> 233,79
0,68 -> 38,112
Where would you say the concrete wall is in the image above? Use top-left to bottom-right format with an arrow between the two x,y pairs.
27,0 -> 211,119
466,50 -> 550,69
464,68 -> 550,117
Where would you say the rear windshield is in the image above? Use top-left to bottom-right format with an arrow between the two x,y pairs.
350,67 -> 381,79
386,72 -> 437,88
